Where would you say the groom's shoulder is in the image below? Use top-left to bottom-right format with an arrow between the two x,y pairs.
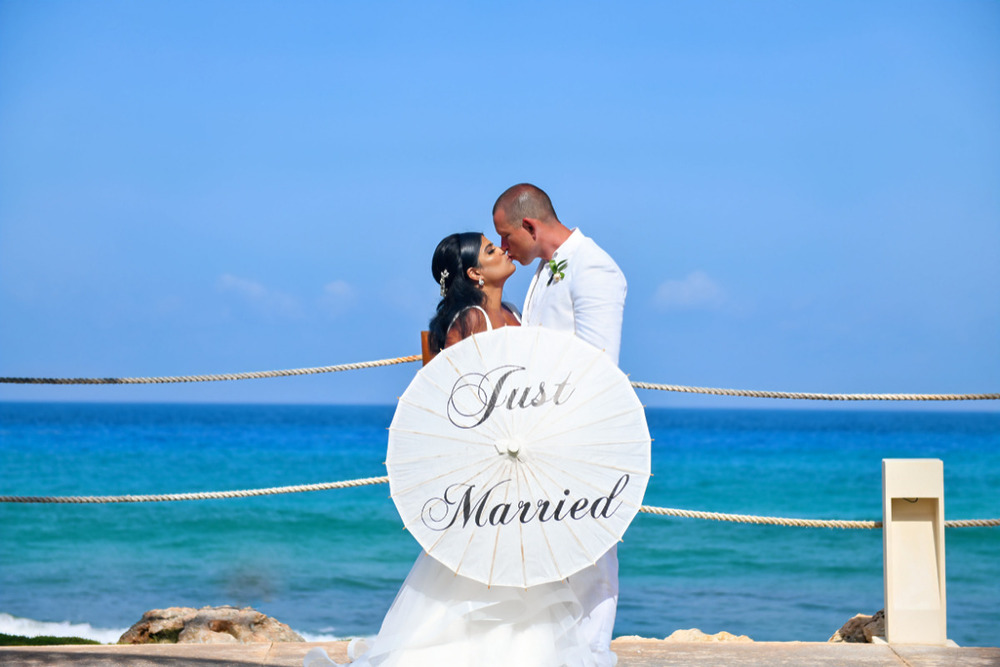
575,229 -> 624,275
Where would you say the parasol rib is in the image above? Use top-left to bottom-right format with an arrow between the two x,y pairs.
532,408 -> 650,443
527,385 -> 641,445
450,456 -> 517,581
518,457 -> 567,580
527,457 -> 631,546
528,450 -> 650,477
416,455 -> 512,557
513,455 -> 530,589
390,454 -> 503,501
519,345 -> 610,444
530,437 -> 652,450
486,458 -> 518,588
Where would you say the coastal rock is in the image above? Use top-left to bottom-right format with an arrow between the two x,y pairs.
664,628 -> 754,643
829,609 -> 885,643
118,606 -> 304,644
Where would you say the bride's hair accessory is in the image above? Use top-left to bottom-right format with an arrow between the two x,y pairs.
547,259 -> 568,286
439,269 -> 450,296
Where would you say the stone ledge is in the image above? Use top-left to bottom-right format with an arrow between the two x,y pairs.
1,639 -> 997,667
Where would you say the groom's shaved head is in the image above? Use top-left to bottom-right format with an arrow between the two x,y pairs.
493,183 -> 570,265
492,183 -> 558,226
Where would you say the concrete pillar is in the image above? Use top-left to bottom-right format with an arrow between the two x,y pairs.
882,458 -> 947,645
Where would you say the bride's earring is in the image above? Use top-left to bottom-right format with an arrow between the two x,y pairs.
478,278 -> 485,288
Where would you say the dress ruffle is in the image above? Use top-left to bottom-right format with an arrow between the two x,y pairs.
304,551 -> 617,667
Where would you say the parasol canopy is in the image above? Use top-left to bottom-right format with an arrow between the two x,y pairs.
387,326 -> 651,588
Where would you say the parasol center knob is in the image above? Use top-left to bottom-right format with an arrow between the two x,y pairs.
495,438 -> 522,459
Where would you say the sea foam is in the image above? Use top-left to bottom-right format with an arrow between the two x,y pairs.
298,629 -> 352,642
0,613 -> 127,644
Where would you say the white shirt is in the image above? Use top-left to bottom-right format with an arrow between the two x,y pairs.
522,228 -> 627,365
520,228 -> 627,657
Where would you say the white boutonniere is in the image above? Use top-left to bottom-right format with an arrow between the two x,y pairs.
547,259 -> 567,286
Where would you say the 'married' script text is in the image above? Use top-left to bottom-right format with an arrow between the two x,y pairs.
420,474 -> 631,531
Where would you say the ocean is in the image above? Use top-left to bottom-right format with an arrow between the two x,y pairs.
1,402 -> 997,647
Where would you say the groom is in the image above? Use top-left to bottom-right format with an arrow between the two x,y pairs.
492,183 -> 627,363
492,182 -> 627,657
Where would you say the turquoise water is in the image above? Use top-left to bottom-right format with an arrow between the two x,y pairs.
1,402 -> 997,646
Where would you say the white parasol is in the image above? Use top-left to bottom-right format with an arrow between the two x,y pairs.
387,326 -> 651,588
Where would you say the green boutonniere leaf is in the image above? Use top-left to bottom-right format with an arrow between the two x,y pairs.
547,259 -> 568,286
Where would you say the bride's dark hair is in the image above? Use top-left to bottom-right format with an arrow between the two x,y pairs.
428,232 -> 485,353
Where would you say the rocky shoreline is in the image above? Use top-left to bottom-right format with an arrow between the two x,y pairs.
118,606 -> 304,644
829,610 -> 886,643
112,605 -> 887,646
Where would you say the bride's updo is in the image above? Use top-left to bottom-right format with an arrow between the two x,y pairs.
428,232 -> 486,353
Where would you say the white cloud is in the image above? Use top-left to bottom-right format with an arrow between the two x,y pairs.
653,270 -> 726,311
319,280 -> 356,315
216,274 -> 300,317
323,280 -> 354,300
218,274 -> 266,299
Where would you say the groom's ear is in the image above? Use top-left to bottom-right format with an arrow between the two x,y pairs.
522,218 -> 539,240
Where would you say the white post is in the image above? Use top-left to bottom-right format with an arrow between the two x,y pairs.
882,458 -> 947,645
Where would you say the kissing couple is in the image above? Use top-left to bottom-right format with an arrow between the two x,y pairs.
306,182 -> 627,667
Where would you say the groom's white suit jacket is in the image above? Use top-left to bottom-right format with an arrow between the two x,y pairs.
521,227 -> 627,658
521,228 -> 627,366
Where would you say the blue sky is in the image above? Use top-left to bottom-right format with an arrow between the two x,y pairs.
1,1 -> 997,409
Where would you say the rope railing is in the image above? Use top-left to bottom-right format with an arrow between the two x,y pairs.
629,381 -> 1000,402
0,476 -> 390,504
638,505 -> 881,529
2,356 -> 996,525
1,355 -> 997,400
0,356 -> 421,385
2,476 -> 997,528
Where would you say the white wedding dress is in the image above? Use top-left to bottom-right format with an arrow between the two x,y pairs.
304,550 -> 618,667
305,306 -> 618,667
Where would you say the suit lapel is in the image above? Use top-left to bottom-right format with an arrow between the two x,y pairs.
523,261 -> 546,323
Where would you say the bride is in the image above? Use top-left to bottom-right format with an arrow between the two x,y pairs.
305,233 -> 615,667
427,232 -> 521,353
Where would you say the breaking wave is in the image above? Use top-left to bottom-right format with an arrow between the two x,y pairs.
0,613 -> 127,644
